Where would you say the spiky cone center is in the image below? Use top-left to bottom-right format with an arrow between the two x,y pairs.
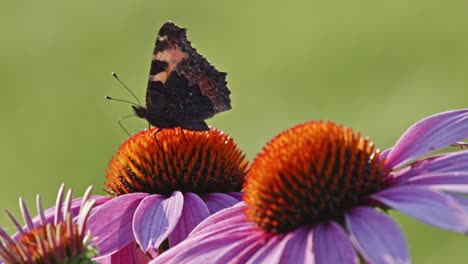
244,121 -> 389,234
105,127 -> 249,197
1,215 -> 95,264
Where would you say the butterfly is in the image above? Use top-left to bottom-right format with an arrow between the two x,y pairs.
132,21 -> 231,132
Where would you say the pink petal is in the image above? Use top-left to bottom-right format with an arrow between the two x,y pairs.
168,193 -> 210,247
245,234 -> 286,263
202,193 -> 242,214
278,227 -> 314,263
386,109 -> 468,169
230,233 -> 271,263
248,233 -> 307,263
314,222 -> 358,263
380,147 -> 392,161
346,207 -> 409,264
94,242 -> 150,264
88,193 -> 147,256
371,185 -> 468,233
133,191 -> 184,252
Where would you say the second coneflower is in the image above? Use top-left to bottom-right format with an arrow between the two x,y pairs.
0,185 -> 97,264
152,109 -> 468,264
88,127 -> 248,259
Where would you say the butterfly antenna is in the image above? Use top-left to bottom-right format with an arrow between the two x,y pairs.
112,72 -> 142,105
105,96 -> 139,106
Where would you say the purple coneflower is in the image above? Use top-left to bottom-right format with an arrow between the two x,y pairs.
87,127 -> 248,260
0,184 -> 97,263
152,109 -> 468,264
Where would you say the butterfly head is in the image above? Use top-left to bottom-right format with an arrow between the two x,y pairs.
132,105 -> 147,119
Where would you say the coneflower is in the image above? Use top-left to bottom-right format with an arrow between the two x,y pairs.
152,109 -> 468,264
88,127 -> 248,259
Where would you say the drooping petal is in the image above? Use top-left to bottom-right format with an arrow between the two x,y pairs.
133,191 -> 184,252
314,222 -> 358,264
228,192 -> 244,201
279,227 -> 314,264
88,193 -> 147,256
371,185 -> 468,233
394,151 -> 468,182
94,242 -> 149,264
245,234 -> 286,263
346,207 -> 409,264
168,193 -> 210,247
150,224 -> 264,264
202,193 -> 242,214
150,203 -> 262,263
380,147 -> 392,161
386,109 -> 468,169
254,227 -> 314,263
189,202 -> 246,236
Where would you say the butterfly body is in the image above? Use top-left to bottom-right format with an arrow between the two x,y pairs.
134,22 -> 231,131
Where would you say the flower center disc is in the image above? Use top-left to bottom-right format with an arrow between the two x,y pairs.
244,121 -> 388,234
105,127 -> 248,197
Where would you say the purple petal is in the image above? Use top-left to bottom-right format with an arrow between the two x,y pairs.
202,193 -> 242,214
386,109 -> 468,169
88,193 -> 147,256
394,151 -> 468,182
314,222 -> 358,263
19,198 -> 33,230
54,184 -> 66,224
168,193 -> 210,247
406,172 -> 468,188
133,191 -> 184,252
94,242 -> 150,264
430,184 -> 468,194
371,185 -> 468,233
450,195 -> 468,210
346,207 -> 409,264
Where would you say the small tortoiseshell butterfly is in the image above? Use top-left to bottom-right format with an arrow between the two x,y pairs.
132,21 -> 231,131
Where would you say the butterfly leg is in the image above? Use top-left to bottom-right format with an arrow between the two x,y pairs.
118,114 -> 135,137
179,128 -> 188,142
451,141 -> 468,149
153,128 -> 163,147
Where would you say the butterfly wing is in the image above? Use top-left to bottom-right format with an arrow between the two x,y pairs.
144,22 -> 231,129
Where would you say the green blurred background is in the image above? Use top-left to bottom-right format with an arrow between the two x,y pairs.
1,0 -> 467,262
